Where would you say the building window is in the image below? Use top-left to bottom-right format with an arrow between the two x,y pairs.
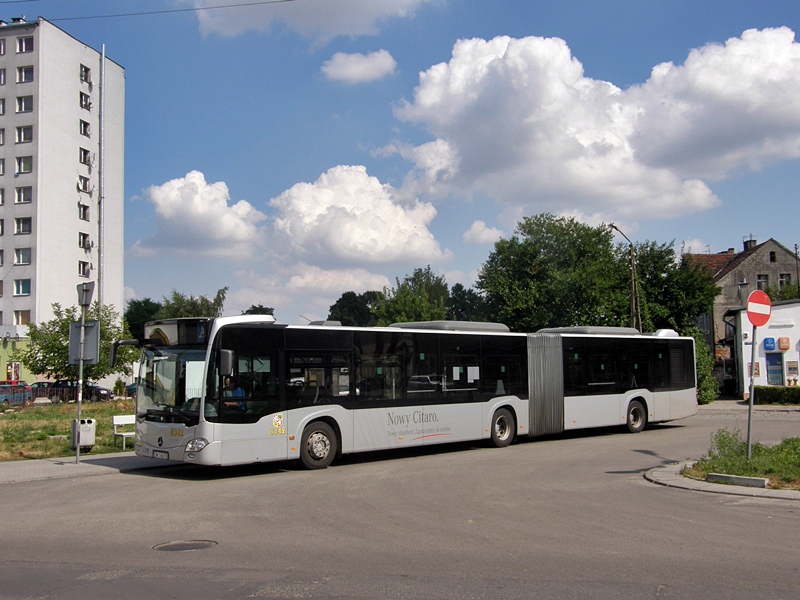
0,249 -> 3,266
16,96 -> 32,113
78,203 -> 90,221
769,251 -> 776,263
16,66 -> 34,84
78,261 -> 91,277
79,232 -> 90,249
0,188 -> 4,205
0,159 -> 4,176
0,98 -> 4,115
78,175 -> 91,193
14,248 -> 30,265
0,39 -> 5,56
756,274 -> 769,290
14,310 -> 30,325
79,147 -> 92,165
16,37 -> 33,53
779,274 -> 791,288
14,279 -> 31,296
0,128 -> 4,145
0,69 -> 5,86
15,156 -> 32,174
80,64 -> 92,84
15,125 -> 32,143
0,219 -> 3,235
79,92 -> 92,110
15,187 -> 31,204
14,217 -> 31,235
80,120 -> 91,137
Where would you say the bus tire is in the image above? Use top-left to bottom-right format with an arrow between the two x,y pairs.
300,421 -> 337,469
626,400 -> 646,433
490,408 -> 515,448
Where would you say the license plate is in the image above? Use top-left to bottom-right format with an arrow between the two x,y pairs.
153,450 -> 169,460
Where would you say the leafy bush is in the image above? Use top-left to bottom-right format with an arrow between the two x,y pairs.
682,326 -> 718,404
688,427 -> 800,488
752,386 -> 800,405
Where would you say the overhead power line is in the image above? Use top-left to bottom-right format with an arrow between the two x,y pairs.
0,0 -> 297,22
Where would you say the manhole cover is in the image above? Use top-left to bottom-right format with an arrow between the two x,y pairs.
153,540 -> 218,552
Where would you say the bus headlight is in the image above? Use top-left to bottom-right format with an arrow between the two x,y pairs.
186,438 -> 209,452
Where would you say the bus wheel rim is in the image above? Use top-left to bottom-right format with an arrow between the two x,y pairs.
308,432 -> 330,460
495,417 -> 509,440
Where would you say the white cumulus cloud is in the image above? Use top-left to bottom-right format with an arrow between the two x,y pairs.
463,221 -> 503,244
192,0 -> 433,42
270,165 -> 449,265
130,170 -> 267,258
322,50 -> 397,83
394,30 -> 800,224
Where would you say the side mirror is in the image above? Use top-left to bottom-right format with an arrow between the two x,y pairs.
110,339 -> 139,368
218,349 -> 234,377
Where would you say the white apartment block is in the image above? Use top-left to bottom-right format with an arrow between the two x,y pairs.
0,17 -> 124,337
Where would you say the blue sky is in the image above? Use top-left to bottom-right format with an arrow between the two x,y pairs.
20,0 -> 800,323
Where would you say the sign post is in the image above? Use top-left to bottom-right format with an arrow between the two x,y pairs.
74,282 -> 95,464
745,290 -> 771,460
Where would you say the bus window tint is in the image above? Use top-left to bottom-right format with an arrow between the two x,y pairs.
287,353 -> 351,408
585,338 -> 617,394
209,326 -> 283,423
619,340 -> 651,391
353,331 -> 405,408
405,333 -> 439,405
481,336 -> 527,398
440,334 -> 481,403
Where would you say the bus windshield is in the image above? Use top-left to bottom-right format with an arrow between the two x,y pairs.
136,346 -> 211,425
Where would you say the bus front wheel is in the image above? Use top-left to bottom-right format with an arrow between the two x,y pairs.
300,421 -> 337,469
626,400 -> 646,433
490,408 -> 515,448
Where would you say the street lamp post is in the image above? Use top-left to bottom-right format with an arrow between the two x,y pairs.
610,224 -> 642,332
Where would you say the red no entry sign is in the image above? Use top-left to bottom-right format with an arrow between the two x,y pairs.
746,290 -> 772,327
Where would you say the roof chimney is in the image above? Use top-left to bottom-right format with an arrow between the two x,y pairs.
743,237 -> 757,252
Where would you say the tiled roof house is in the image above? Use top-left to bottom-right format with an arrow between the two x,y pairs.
685,238 -> 800,352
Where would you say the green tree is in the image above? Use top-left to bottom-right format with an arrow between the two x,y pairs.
477,214 -> 624,332
242,304 -> 274,315
373,266 -> 448,326
765,283 -> 800,302
328,291 -> 382,326
447,283 -> 489,321
683,325 -> 720,404
124,297 -> 162,341
156,287 -> 228,319
13,303 -> 139,380
626,241 -> 719,332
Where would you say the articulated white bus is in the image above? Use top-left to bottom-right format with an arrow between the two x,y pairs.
113,316 -> 697,469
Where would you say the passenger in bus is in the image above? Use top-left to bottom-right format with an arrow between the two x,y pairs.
224,376 -> 246,411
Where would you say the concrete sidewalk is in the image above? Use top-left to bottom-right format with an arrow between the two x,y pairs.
645,461 -> 800,501
0,451 -> 177,485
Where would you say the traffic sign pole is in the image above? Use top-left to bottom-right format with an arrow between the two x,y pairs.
745,290 -> 772,460
746,323 -> 757,460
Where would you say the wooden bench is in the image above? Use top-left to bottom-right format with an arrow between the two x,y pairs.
112,414 -> 136,450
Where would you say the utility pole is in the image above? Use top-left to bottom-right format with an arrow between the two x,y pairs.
610,224 -> 642,331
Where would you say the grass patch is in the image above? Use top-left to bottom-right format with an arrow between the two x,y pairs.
685,428 -> 800,490
0,399 -> 135,461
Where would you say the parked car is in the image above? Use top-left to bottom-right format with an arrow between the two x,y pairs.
30,381 -> 53,398
125,382 -> 137,398
49,379 -> 114,402
0,380 -> 33,406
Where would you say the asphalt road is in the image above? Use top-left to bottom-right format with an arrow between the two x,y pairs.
1,404 -> 799,599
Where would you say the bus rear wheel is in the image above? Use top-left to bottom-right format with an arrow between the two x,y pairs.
626,400 -> 646,433
490,408 -> 515,448
300,421 -> 337,469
